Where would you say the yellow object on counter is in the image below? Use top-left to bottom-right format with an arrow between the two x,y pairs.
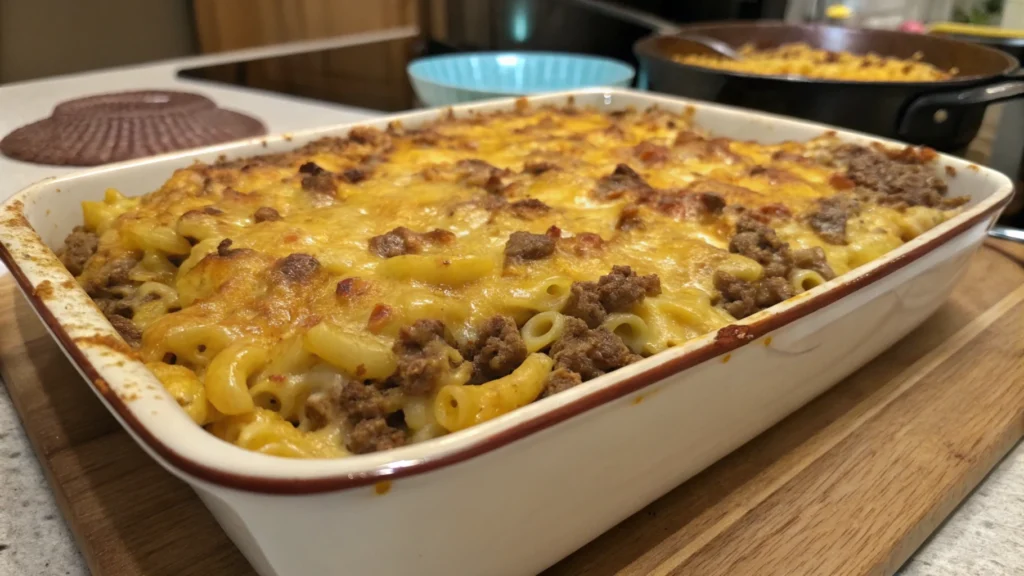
825,4 -> 852,20
929,22 -> 1024,39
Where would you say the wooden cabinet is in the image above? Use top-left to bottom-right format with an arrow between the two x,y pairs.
191,0 -> 419,111
193,0 -> 416,53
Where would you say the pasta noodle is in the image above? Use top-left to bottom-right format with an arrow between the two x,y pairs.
205,343 -> 270,415
376,254 -> 495,287
789,269 -> 827,293
600,313 -> 650,354
142,322 -> 235,367
520,311 -> 567,353
147,362 -> 210,425
435,353 -> 554,432
303,323 -> 397,380
82,188 -> 137,233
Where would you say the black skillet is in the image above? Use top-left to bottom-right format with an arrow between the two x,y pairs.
633,21 -> 1024,154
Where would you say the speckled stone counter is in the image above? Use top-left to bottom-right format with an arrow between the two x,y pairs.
1,384 -> 86,576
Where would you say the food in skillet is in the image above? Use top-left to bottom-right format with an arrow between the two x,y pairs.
58,101 -> 967,458
674,42 -> 957,81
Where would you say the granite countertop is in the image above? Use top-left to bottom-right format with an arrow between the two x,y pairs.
1,27 -> 1023,576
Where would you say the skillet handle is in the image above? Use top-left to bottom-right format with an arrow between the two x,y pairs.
898,79 -> 1024,138
572,0 -> 680,34
989,225 -> 1024,244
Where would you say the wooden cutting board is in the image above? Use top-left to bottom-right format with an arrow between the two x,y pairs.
1,240 -> 1023,576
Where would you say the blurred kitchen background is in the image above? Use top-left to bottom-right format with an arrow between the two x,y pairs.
2,0 -> 1018,84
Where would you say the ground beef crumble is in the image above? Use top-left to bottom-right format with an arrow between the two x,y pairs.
58,224 -> 145,348
634,141 -> 670,164
649,189 -> 726,220
504,231 -> 555,263
563,265 -> 661,328
272,253 -> 321,283
95,296 -> 133,320
369,227 -> 455,258
108,315 -> 142,348
348,126 -> 392,148
298,161 -> 327,175
832,144 -> 966,209
792,246 -> 835,279
346,417 -> 405,454
593,164 -> 653,200
302,377 -> 405,454
729,217 -> 792,277
392,319 -> 457,396
301,171 -> 336,194
253,206 -> 281,223
336,277 -> 371,300
454,158 -> 510,193
616,204 -> 644,231
715,216 -> 835,318
341,167 -> 370,183
57,226 -> 99,276
77,250 -> 142,336
304,381 -> 345,431
216,238 -> 249,258
715,272 -> 794,320
461,315 -> 528,384
94,254 -> 137,289
540,317 -> 640,397
339,380 -> 395,420
507,198 -> 551,219
541,368 -> 583,398
806,195 -> 860,245
522,161 -> 558,175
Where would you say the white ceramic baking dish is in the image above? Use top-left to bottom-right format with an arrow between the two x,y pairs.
0,88 -> 1012,576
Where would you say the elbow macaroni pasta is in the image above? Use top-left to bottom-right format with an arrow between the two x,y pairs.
520,311 -> 567,353
376,255 -> 496,287
205,343 -> 270,415
435,353 -> 555,432
61,102 -> 964,458
601,313 -> 651,354
303,323 -> 397,380
789,269 -> 828,294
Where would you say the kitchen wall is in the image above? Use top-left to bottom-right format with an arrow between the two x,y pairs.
192,0 -> 415,53
0,0 -> 196,84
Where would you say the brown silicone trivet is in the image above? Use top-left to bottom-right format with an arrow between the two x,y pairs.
0,90 -> 267,166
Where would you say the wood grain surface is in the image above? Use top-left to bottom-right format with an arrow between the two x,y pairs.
1,241 -> 1022,576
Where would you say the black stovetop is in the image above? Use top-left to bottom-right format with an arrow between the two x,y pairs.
178,36 -> 437,112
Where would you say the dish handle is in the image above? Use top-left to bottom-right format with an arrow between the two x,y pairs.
898,77 -> 1024,139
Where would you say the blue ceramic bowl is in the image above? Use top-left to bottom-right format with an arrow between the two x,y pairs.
407,52 -> 636,107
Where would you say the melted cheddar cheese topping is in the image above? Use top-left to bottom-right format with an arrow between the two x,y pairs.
64,103 -> 962,458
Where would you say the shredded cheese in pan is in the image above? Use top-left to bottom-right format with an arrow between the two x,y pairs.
675,42 -> 956,81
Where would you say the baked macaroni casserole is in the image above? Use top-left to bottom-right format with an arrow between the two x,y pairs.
58,101 -> 967,458
674,42 -> 956,82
